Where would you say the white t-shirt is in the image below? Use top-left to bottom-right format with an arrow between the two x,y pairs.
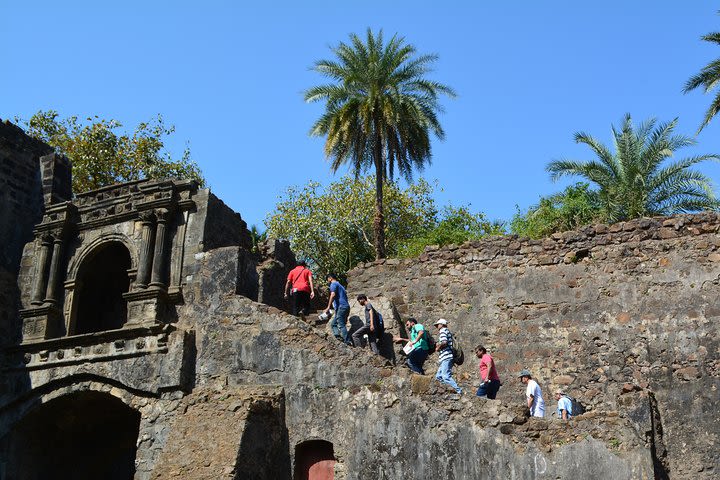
526,379 -> 545,417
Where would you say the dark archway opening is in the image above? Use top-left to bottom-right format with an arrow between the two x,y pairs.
3,391 -> 141,480
74,242 -> 131,335
295,440 -> 335,480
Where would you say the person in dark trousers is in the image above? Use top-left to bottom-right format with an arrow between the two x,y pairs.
393,318 -> 430,374
352,294 -> 383,354
475,344 -> 501,399
284,260 -> 315,317
324,273 -> 351,345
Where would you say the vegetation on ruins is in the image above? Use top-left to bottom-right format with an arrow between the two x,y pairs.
265,176 -> 500,276
546,114 -> 720,223
266,176 -> 436,278
510,183 -> 604,239
18,110 -> 204,193
684,28 -> 720,132
398,205 -> 504,257
249,225 -> 268,254
305,29 -> 455,260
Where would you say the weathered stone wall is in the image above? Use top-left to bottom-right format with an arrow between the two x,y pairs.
256,238 -> 296,310
0,121 -> 705,479
0,120 -> 55,274
348,213 -> 720,478
0,121 -> 58,351
149,246 -> 655,480
202,193 -> 252,252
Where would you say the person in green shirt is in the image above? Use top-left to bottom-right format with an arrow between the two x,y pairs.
393,317 -> 430,374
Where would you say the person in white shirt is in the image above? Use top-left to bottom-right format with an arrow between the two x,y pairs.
519,369 -> 545,417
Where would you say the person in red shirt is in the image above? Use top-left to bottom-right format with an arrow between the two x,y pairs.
475,344 -> 501,399
284,260 -> 315,316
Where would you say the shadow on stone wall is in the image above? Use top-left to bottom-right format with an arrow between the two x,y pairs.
1,391 -> 140,480
234,396 -> 291,480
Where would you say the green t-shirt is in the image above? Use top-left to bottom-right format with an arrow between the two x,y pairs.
410,324 -> 429,351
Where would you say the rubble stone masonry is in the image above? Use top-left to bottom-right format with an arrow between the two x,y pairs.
0,120 -> 714,479
348,213 -> 720,478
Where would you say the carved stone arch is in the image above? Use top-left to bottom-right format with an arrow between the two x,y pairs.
66,233 -> 139,282
0,380 -> 143,480
0,376 -> 151,437
66,236 -> 136,335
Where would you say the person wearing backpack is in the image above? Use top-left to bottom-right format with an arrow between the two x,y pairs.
554,390 -> 573,420
324,273 -> 352,346
352,294 -> 383,355
434,319 -> 462,395
393,318 -> 430,374
284,260 -> 315,317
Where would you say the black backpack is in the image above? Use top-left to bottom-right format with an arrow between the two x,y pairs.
450,332 -> 464,365
374,310 -> 385,333
568,395 -> 585,416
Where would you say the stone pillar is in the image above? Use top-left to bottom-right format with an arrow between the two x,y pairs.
136,212 -> 156,288
150,208 -> 170,289
31,234 -> 53,305
44,232 -> 64,304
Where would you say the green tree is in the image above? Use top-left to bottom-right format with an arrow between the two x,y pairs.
18,110 -> 204,193
510,183 -> 604,239
265,176 -> 437,279
398,205 -> 504,257
546,115 -> 719,222
684,28 -> 720,132
305,29 -> 455,259
249,225 -> 267,254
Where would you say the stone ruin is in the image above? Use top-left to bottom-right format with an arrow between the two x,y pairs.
0,118 -> 718,479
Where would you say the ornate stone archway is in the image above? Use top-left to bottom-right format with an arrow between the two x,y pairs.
2,389 -> 141,480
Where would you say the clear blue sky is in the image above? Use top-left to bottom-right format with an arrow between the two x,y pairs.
2,1 -> 720,229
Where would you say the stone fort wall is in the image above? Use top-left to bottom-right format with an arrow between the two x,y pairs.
0,119 -> 712,479
348,213 -> 720,478
0,119 -> 69,355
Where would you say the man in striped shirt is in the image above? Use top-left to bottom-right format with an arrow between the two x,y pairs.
433,319 -> 462,395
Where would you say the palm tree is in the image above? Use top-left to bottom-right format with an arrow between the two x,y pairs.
305,29 -> 454,259
547,114 -> 719,222
684,30 -> 720,132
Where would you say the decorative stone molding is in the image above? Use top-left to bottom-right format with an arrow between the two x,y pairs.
16,179 -> 199,344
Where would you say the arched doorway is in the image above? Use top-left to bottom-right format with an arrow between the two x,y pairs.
3,391 -> 141,480
295,440 -> 335,480
73,242 -> 131,334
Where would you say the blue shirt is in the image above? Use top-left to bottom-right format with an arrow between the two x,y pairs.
329,281 -> 349,310
557,395 -> 573,418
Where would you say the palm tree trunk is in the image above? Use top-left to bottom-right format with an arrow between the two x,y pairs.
373,137 -> 386,260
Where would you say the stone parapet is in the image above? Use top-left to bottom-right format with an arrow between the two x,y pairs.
347,212 -> 720,478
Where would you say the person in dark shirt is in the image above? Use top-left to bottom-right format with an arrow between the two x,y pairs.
352,294 -> 383,354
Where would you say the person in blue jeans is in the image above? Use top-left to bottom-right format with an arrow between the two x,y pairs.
324,273 -> 352,345
434,319 -> 462,394
393,318 -> 430,374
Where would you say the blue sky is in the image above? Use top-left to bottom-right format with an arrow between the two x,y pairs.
2,1 -> 720,229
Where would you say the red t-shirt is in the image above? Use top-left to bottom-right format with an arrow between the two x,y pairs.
479,353 -> 500,381
287,266 -> 312,293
